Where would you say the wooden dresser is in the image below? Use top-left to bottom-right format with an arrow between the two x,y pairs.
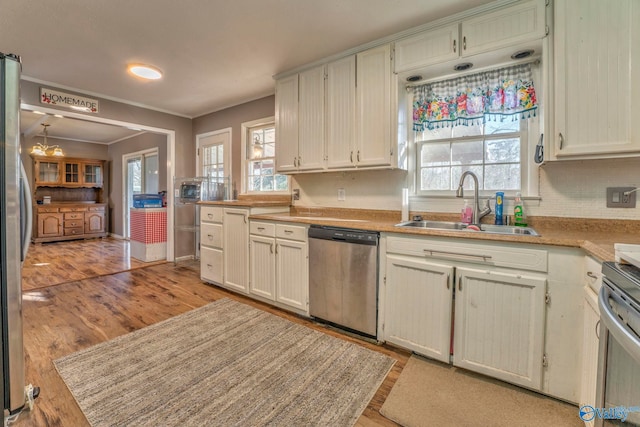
30,155 -> 108,243
35,203 -> 107,243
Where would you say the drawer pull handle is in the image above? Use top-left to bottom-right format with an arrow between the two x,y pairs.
284,230 -> 293,234
207,263 -> 212,268
207,234 -> 213,240
423,249 -> 492,262
208,213 -> 213,219
458,276 -> 462,291
453,39 -> 456,53
270,243 -> 274,254
258,227 -> 265,231
586,271 -> 598,279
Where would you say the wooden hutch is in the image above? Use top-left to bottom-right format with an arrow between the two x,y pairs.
31,156 -> 107,243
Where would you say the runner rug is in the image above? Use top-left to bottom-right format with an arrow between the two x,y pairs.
55,298 -> 395,426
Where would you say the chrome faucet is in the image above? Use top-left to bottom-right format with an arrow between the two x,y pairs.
456,171 -> 491,225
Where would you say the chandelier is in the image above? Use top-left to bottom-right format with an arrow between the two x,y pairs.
30,124 -> 64,157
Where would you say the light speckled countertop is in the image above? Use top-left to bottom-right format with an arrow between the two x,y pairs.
248,208 -> 640,263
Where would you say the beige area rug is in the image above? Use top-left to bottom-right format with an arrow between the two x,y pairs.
54,298 -> 395,427
380,355 -> 582,427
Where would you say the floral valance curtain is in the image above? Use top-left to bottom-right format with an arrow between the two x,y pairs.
412,63 -> 538,131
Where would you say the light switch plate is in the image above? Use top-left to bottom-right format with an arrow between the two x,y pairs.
607,187 -> 636,208
337,188 -> 346,201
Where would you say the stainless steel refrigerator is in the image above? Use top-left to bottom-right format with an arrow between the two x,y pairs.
1,52 -> 35,418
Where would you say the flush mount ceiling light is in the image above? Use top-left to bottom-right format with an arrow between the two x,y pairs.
127,64 -> 163,80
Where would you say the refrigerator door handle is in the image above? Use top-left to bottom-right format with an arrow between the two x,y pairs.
20,161 -> 32,262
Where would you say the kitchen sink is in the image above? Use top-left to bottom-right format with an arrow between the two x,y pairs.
395,220 -> 540,236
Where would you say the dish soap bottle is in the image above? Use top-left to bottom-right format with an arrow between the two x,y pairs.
514,192 -> 527,227
461,200 -> 472,224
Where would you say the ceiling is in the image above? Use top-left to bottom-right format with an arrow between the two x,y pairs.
20,110 -> 144,145
1,0 -> 495,119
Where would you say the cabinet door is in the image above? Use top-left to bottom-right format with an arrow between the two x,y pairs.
64,162 -> 80,184
356,44 -> 392,167
554,0 -> 640,158
38,213 -> 63,237
580,288 -> 600,425
275,74 -> 299,172
327,55 -> 356,169
384,255 -> 454,363
461,0 -> 546,57
453,267 -> 546,390
83,162 -> 103,187
84,211 -> 105,234
223,208 -> 249,294
276,239 -> 308,313
34,160 -> 60,185
249,235 -> 276,301
298,66 -> 326,171
201,245 -> 223,285
394,24 -> 459,73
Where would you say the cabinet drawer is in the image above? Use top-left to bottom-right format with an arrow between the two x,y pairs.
386,235 -> 548,273
64,220 -> 83,229
201,223 -> 223,248
584,256 -> 603,293
60,207 -> 88,213
201,206 -> 223,223
37,207 -> 59,213
275,223 -> 307,241
63,227 -> 84,236
201,246 -> 223,284
63,212 -> 84,220
88,206 -> 105,212
250,221 -> 276,237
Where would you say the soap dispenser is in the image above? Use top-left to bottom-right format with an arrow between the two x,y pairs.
461,200 -> 472,224
514,192 -> 527,227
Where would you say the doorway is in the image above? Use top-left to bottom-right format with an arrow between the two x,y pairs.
123,149 -> 159,239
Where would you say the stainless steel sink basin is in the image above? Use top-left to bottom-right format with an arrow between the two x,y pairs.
395,220 -> 468,230
395,220 -> 540,236
479,224 -> 539,236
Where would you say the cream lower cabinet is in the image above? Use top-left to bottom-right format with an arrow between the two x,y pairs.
580,287 -> 600,427
200,206 -> 224,285
453,267 -> 546,390
200,205 -> 288,294
384,255 -> 453,363
249,221 -> 309,316
223,208 -> 250,294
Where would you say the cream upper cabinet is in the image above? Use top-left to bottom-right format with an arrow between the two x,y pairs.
326,55 -> 356,169
297,66 -> 326,171
356,44 -> 393,167
395,24 -> 460,73
552,0 -> 640,159
460,0 -> 546,57
394,0 -> 546,74
275,66 -> 326,173
275,74 -> 299,172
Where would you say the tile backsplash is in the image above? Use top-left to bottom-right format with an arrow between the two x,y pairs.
292,158 -> 639,220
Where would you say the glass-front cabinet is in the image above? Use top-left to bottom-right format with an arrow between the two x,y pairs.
31,156 -> 104,188
64,161 -> 80,184
83,162 -> 103,186
35,160 -> 60,185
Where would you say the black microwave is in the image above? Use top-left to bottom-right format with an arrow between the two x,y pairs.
179,181 -> 202,203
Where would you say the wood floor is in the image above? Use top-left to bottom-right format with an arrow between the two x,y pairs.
15,239 -> 409,426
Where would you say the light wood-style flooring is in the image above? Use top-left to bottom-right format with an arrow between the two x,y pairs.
16,239 -> 408,426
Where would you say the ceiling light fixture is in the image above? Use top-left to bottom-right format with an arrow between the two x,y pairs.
30,124 -> 64,157
128,64 -> 163,80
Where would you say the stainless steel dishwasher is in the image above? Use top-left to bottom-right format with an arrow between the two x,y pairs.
308,225 -> 379,338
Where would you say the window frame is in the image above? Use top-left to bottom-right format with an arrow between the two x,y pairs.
407,62 -> 542,201
240,116 -> 290,195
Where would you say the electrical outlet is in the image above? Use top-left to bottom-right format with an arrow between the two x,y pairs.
607,187 -> 637,208
337,188 -> 346,201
